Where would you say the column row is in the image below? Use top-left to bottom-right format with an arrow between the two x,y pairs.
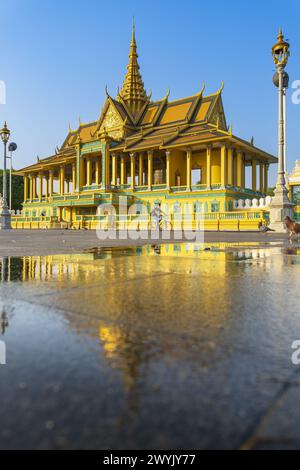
24,163 -> 77,201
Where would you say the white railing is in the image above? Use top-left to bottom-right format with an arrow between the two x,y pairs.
233,196 -> 272,210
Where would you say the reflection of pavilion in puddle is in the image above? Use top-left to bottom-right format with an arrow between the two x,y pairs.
0,242 -> 297,417
0,312 -> 8,335
0,243 -> 291,283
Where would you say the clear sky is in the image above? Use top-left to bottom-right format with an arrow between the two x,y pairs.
0,0 -> 299,185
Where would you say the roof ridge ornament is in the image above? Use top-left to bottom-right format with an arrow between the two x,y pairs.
164,88 -> 170,101
198,82 -> 206,96
218,81 -> 225,94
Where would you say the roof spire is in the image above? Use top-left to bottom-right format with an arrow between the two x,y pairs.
132,16 -> 136,44
118,21 -> 148,119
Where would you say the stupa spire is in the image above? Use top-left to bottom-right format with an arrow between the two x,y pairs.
118,20 -> 148,119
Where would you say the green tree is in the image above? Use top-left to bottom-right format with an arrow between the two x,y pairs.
0,170 -> 24,210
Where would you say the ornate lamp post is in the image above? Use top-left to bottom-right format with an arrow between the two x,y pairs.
7,142 -> 17,211
0,122 -> 11,229
269,29 -> 294,232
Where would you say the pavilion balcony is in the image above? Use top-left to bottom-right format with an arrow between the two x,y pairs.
134,185 -> 149,192
81,184 -> 103,191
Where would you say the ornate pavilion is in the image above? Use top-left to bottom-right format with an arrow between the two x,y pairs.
15,24 -> 277,230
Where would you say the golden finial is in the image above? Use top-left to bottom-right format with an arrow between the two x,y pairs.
68,123 -> 72,132
132,16 -> 136,44
198,82 -> 206,96
228,123 -> 233,135
218,81 -> 225,94
78,116 -> 82,126
164,88 -> 170,101
118,21 -> 148,118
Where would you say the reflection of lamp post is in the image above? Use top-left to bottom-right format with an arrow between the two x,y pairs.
0,122 -> 11,230
269,29 -> 294,232
7,142 -> 17,211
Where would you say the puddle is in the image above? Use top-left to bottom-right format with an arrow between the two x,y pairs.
0,241 -> 300,449
0,241 -> 298,282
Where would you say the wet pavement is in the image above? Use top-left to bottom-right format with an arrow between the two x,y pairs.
1,241 -> 300,449
0,228 -> 287,257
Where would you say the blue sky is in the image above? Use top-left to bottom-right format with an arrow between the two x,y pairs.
0,0 -> 299,185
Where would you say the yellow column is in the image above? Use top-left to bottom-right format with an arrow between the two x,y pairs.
264,163 -> 269,194
45,174 -> 49,198
86,158 -> 92,186
220,145 -> 227,187
166,150 -> 171,189
237,151 -> 243,188
138,153 -> 143,186
95,159 -> 100,186
112,154 -> 117,186
130,153 -> 136,189
227,147 -> 233,186
24,175 -> 28,202
106,152 -> 110,189
33,174 -> 37,199
252,160 -> 257,191
30,175 -> 33,200
259,162 -> 264,193
49,170 -> 54,196
120,156 -> 125,185
148,151 -> 153,190
72,163 -> 76,192
39,173 -> 43,201
186,148 -> 192,191
241,157 -> 245,188
79,157 -> 85,189
206,146 -> 211,188
60,166 -> 65,194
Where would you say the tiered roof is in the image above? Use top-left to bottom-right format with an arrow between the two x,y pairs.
17,24 -> 277,174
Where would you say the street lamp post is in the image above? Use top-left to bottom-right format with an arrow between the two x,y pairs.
0,122 -> 11,230
7,142 -> 17,211
269,29 -> 294,232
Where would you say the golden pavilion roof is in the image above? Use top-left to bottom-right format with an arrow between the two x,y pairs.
17,25 -> 277,174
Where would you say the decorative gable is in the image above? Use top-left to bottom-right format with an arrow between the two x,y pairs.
208,95 -> 227,131
99,102 -> 124,140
